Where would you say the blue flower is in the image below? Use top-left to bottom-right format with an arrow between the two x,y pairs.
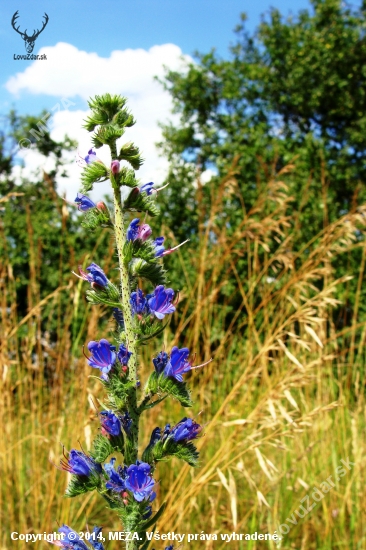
152,351 -> 169,374
163,423 -> 171,438
86,263 -> 109,287
117,344 -> 132,366
100,411 -> 121,436
130,288 -> 150,315
87,339 -> 116,380
60,449 -> 101,477
56,525 -> 90,549
126,218 -> 140,241
165,547 -> 174,550
126,218 -> 152,242
105,458 -> 127,493
85,149 -> 98,164
163,347 -> 191,382
125,461 -> 155,502
148,286 -> 176,320
75,263 -> 109,288
167,417 -> 202,442
89,527 -> 105,550
153,237 -> 189,258
139,182 -> 154,195
153,237 -> 165,257
74,193 -> 96,212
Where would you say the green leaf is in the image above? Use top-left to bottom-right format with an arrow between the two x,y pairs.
159,438 -> 199,467
145,372 -> 192,407
119,167 -> 139,188
92,124 -> 125,148
136,322 -> 167,345
80,205 -> 112,231
87,94 -> 128,123
118,142 -> 144,170
138,502 -> 166,531
80,162 -> 109,193
85,282 -> 121,307
129,258 -> 167,286
65,473 -> 101,497
123,188 -> 159,217
123,239 -> 156,264
89,434 -> 114,463
105,371 -> 135,409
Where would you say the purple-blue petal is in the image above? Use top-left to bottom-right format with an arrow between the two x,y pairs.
127,218 -> 140,241
74,193 -> 96,212
148,286 -> 175,320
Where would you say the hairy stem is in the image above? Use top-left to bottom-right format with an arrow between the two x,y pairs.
112,183 -> 139,550
112,180 -> 139,463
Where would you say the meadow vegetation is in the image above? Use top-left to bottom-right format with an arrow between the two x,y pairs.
1,1 -> 366,548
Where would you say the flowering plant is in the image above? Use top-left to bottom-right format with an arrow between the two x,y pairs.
53,94 -> 210,550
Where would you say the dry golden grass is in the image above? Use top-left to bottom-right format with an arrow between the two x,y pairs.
1,163 -> 365,549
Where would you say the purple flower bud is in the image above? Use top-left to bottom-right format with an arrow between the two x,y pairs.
87,339 -> 116,380
149,427 -> 162,445
125,461 -> 155,502
113,308 -> 125,328
100,411 -> 121,436
111,160 -> 120,174
126,218 -> 152,242
138,223 -> 152,242
152,351 -> 169,374
130,288 -> 150,315
74,193 -> 96,212
148,285 -> 176,320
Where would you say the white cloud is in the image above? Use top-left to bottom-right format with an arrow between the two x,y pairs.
7,42 -> 192,199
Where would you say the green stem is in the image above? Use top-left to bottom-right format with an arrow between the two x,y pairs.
112,183 -> 139,550
112,179 -> 139,461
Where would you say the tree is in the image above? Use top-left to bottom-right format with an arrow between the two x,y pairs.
154,0 -> 366,332
0,111 -> 110,342
158,0 -> 366,232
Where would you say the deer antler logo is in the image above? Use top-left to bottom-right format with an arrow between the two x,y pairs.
11,11 -> 49,54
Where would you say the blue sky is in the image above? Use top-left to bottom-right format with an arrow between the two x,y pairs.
1,0 -> 320,114
1,0 -> 362,198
